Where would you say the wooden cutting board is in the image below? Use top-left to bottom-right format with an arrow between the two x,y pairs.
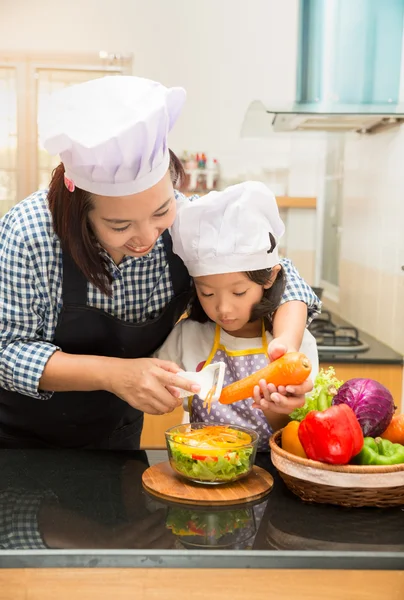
142,461 -> 273,505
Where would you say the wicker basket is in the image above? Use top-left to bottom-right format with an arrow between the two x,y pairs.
269,430 -> 404,508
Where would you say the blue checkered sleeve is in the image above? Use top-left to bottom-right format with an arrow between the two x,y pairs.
0,489 -> 56,549
0,213 -> 59,399
280,258 -> 322,324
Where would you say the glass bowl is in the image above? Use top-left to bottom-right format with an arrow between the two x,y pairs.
166,504 -> 257,548
165,422 -> 258,485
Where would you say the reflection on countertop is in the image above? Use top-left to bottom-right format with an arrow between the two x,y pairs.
0,449 -> 403,570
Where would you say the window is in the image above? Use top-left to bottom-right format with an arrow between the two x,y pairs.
0,53 -> 132,216
0,67 -> 17,217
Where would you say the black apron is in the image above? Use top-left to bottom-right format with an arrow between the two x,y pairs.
0,231 -> 191,449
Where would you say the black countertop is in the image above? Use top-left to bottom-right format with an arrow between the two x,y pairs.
312,311 -> 403,365
0,449 -> 403,570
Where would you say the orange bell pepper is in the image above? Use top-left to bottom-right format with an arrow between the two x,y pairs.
380,414 -> 404,445
281,421 -> 307,458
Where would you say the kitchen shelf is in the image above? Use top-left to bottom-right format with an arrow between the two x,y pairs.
183,192 -> 317,209
276,196 -> 316,209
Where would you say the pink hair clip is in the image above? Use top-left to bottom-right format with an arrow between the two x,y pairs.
64,174 -> 75,193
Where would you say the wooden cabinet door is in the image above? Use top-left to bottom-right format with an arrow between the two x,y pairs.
320,363 -> 403,413
140,407 -> 185,449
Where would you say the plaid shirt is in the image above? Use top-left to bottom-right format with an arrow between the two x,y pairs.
0,490 -> 53,549
0,189 -> 321,400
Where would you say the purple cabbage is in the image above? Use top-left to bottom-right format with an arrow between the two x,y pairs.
332,378 -> 395,437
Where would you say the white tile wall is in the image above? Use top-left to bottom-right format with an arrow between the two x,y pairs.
288,135 -> 327,197
335,125 -> 404,354
286,209 -> 317,252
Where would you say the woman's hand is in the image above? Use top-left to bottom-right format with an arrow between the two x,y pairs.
105,509 -> 176,550
266,336 -> 291,362
103,357 -> 200,415
252,378 -> 313,415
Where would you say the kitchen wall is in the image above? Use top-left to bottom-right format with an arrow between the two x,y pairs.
3,0 -> 402,350
325,127 -> 404,355
0,0 -> 300,177
281,136 -> 326,285
0,0 -> 322,283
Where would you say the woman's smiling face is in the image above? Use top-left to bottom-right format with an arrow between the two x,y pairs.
88,171 -> 176,263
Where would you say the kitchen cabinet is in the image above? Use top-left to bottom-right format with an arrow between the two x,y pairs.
320,362 -> 403,414
1,569 -> 403,600
140,406 -> 184,449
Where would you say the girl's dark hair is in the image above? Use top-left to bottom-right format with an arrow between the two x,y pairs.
47,149 -> 185,296
188,265 -> 286,333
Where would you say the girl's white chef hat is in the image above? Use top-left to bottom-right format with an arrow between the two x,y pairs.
172,181 -> 285,277
39,75 -> 186,196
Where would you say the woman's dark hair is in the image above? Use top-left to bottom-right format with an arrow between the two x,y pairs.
188,265 -> 286,333
47,149 -> 185,296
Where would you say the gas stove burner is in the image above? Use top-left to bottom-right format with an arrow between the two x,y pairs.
309,313 -> 369,354
309,310 -> 334,328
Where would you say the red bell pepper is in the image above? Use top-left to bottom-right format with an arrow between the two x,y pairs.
188,521 -> 205,535
298,404 -> 364,465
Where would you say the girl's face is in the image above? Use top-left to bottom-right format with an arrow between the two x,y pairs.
194,268 -> 280,336
88,171 -> 175,263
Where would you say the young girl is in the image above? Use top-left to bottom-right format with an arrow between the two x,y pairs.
156,181 -> 319,449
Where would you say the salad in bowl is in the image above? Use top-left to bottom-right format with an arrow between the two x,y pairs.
165,423 -> 258,484
166,505 -> 256,548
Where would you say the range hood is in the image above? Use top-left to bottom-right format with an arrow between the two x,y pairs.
242,0 -> 404,135
242,100 -> 404,135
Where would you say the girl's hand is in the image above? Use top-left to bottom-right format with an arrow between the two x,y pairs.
263,336 -> 312,414
252,378 -> 313,415
104,357 -> 200,415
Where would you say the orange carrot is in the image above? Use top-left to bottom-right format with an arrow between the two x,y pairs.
219,352 -> 311,405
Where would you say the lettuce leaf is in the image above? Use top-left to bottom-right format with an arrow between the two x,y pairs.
166,507 -> 251,538
169,444 -> 253,482
290,366 -> 344,422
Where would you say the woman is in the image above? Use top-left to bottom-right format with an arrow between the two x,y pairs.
0,76 -> 320,450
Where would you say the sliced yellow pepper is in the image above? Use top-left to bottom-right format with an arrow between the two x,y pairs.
171,443 -> 228,457
171,426 -> 252,453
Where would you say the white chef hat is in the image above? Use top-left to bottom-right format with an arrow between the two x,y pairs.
172,181 -> 285,277
39,75 -> 186,196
